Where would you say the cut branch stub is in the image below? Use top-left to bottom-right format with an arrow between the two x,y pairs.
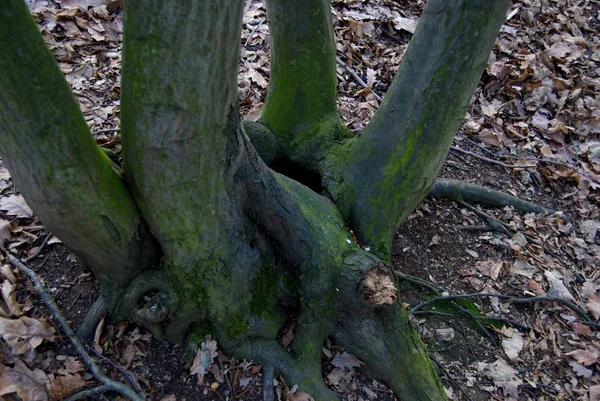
360,263 -> 398,308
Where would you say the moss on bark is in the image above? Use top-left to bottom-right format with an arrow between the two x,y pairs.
0,0 -> 158,293
0,1 -> 513,400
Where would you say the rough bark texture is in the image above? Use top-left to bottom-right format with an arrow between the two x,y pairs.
120,0 -> 265,340
248,0 -> 352,173
327,0 -> 512,259
0,0 -> 513,400
0,0 -> 158,298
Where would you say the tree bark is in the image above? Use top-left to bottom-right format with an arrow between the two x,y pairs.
0,0 -> 158,297
119,0 -> 269,340
326,0 -> 512,259
254,0 -> 352,170
0,1 -> 515,400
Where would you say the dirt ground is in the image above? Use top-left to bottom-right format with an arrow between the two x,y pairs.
1,0 -> 599,400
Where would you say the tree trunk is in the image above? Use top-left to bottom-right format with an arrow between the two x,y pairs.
0,0 -> 511,400
0,0 -> 159,305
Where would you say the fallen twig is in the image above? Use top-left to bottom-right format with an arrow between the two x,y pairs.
454,304 -> 497,346
64,384 -> 113,401
410,292 -> 594,324
456,224 -> 491,231
218,356 -> 233,394
450,145 -> 536,168
93,128 -> 120,135
455,200 -> 513,236
456,132 -> 583,170
6,253 -> 145,401
430,356 -> 475,401
25,232 -> 52,262
335,55 -> 383,102
245,17 -> 267,47
88,345 -> 143,395
391,270 -> 446,295
469,315 -> 530,331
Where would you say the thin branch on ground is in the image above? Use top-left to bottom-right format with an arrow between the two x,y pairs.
245,17 -> 267,47
6,253 -> 145,401
469,315 -> 530,331
335,55 -> 383,102
456,132 -> 583,170
25,232 -> 52,262
455,200 -> 561,257
88,345 -> 143,394
455,200 -> 513,236
410,292 -> 595,324
450,145 -> 536,168
413,308 -> 530,331
391,271 -> 446,294
218,356 -> 233,394
430,355 -> 475,401
456,224 -> 491,231
93,128 -> 120,135
454,305 -> 497,346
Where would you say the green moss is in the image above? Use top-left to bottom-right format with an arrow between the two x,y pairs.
225,311 -> 249,339
249,263 -> 279,317
187,320 -> 216,344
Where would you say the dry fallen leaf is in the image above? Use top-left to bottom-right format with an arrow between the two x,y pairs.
0,194 -> 33,218
0,219 -> 11,248
0,358 -> 49,401
484,358 -> 522,400
544,270 -> 576,302
569,360 -> 593,378
500,327 -> 525,361
57,356 -> 84,375
564,348 -> 600,366
0,316 -> 55,355
326,367 -> 345,386
1,280 -> 22,317
190,337 -> 218,386
288,392 -> 315,401
246,67 -> 268,89
331,351 -> 363,371
392,15 -> 418,34
46,373 -> 86,400
586,297 -> 600,320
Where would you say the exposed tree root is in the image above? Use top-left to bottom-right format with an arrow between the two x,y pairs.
6,254 -> 145,401
333,302 -> 447,400
262,364 -> 275,401
430,178 -> 555,215
230,339 -> 339,401
77,296 -> 108,339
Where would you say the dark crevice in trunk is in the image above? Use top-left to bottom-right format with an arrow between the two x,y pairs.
270,160 -> 324,194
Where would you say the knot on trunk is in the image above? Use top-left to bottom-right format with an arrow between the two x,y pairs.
361,263 -> 397,308
136,289 -> 170,323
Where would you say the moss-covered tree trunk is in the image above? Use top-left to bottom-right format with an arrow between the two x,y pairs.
0,0 -> 510,400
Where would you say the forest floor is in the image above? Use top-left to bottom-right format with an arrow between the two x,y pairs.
1,0 -> 599,400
